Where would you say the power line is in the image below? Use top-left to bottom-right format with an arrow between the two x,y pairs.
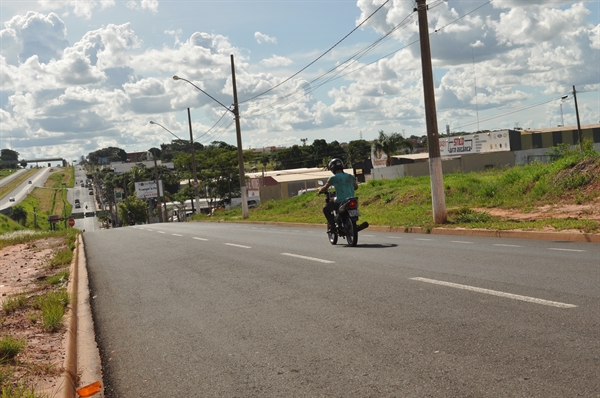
239,0 -> 392,105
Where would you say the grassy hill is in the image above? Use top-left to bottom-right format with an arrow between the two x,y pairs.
198,145 -> 600,234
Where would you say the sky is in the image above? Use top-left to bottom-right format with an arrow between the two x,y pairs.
0,0 -> 599,163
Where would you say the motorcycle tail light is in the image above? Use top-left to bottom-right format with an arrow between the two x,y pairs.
348,199 -> 358,209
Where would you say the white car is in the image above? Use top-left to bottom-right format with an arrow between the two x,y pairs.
9,197 -> 15,202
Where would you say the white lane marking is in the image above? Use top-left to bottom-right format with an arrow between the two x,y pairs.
193,237 -> 208,241
172,234 -> 183,237
494,244 -> 524,248
450,241 -> 474,244
410,277 -> 577,308
225,243 -> 251,249
281,253 -> 335,264
362,234 -> 375,237
415,238 -> 433,241
157,231 -> 165,234
388,236 -> 403,239
548,248 -> 586,252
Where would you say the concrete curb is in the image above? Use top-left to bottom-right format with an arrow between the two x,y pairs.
203,220 -> 600,243
59,234 -> 104,398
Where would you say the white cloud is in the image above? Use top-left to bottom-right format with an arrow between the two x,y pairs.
255,32 -> 277,44
37,0 -> 116,19
260,55 -> 292,68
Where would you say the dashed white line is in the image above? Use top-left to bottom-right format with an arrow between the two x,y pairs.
362,234 -> 375,237
450,241 -> 474,244
415,238 -> 433,241
494,244 -> 524,248
224,243 -> 251,249
172,234 -> 183,237
548,248 -> 586,252
157,231 -> 165,234
193,237 -> 208,241
281,253 -> 334,264
410,277 -> 577,308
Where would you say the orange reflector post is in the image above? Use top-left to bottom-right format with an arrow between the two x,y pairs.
77,381 -> 102,397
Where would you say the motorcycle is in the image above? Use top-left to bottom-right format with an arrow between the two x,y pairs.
322,190 -> 369,247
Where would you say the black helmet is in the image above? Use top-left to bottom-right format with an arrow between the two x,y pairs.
328,158 -> 344,173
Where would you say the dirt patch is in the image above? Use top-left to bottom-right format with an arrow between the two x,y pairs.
0,238 -> 70,395
475,203 -> 600,223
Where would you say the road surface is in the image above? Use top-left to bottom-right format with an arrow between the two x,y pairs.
83,223 -> 599,397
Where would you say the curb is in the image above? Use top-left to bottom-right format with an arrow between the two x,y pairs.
202,220 -> 600,243
60,234 -> 104,398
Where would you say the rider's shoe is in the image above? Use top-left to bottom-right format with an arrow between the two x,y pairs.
327,224 -> 336,234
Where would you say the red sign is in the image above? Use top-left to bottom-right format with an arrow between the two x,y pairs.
68,218 -> 75,227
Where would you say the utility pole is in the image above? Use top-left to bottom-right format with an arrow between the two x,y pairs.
153,153 -> 163,223
187,108 -> 201,213
573,85 -> 583,152
416,0 -> 447,224
231,54 -> 249,219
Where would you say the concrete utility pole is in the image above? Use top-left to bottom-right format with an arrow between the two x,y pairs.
187,108 -> 201,213
231,54 -> 249,219
416,0 -> 446,224
573,85 -> 583,152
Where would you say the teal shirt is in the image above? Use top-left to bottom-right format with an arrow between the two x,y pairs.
328,172 -> 356,203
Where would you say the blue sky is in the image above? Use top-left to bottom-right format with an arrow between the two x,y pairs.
1,0 -> 599,162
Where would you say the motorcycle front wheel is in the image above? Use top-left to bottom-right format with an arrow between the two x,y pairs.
328,230 -> 338,245
345,219 -> 358,247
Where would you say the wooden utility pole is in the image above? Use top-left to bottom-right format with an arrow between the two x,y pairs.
231,54 -> 249,219
573,85 -> 583,152
416,0 -> 446,224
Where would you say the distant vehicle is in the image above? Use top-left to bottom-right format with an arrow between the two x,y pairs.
9,197 -> 15,202
75,199 -> 80,204
88,190 -> 93,195
28,181 -> 32,184
248,199 -> 259,208
80,183 -> 84,187
75,203 -> 81,209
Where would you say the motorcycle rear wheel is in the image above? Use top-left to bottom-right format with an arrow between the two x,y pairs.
345,219 -> 358,247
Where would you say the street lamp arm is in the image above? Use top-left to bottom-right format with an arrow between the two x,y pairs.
149,121 -> 187,142
173,75 -> 232,113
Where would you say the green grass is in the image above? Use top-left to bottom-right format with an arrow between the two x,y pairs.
198,151 -> 600,233
1,296 -> 27,315
0,336 -> 25,364
35,291 -> 70,332
0,229 -> 78,250
46,270 -> 69,286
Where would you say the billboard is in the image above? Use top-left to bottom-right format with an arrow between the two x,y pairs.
134,181 -> 163,199
439,131 -> 510,157
370,145 -> 388,168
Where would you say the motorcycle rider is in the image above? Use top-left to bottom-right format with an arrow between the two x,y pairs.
318,158 -> 358,233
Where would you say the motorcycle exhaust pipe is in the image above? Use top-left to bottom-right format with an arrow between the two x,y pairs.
357,222 -> 369,232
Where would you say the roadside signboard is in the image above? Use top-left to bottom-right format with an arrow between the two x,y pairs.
439,131 -> 511,157
135,181 -> 158,199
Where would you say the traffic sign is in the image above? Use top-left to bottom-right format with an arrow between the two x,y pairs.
68,218 -> 75,227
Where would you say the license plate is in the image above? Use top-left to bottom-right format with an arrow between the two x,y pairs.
348,209 -> 360,217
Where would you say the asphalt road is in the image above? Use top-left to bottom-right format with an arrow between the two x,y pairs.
83,223 -> 599,397
0,168 -> 49,210
71,167 -> 100,232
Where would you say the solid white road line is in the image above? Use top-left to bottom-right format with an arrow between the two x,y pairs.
193,237 -> 208,241
410,277 -> 577,308
224,243 -> 251,249
548,248 -> 586,252
281,253 -> 335,264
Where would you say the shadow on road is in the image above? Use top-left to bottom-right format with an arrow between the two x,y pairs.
354,243 -> 398,249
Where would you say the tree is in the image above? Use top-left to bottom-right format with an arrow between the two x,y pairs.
9,205 -> 28,226
372,131 -> 414,167
118,195 -> 148,225
345,139 -> 372,166
0,149 -> 19,169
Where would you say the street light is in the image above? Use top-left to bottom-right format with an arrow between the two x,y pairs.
173,54 -> 249,219
559,95 -> 568,127
149,120 -> 200,217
